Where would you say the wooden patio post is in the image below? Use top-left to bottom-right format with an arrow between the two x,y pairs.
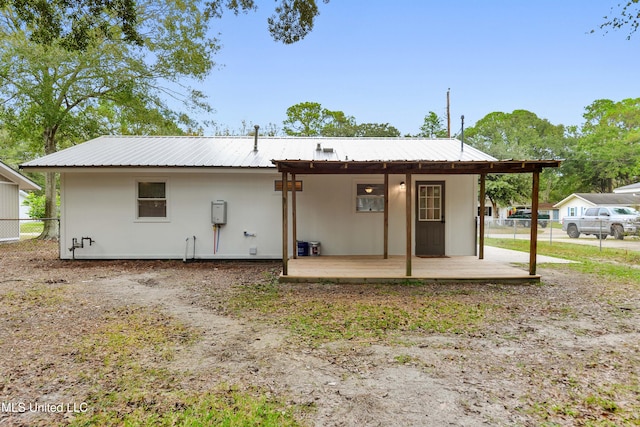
479,174 -> 486,260
405,172 -> 412,276
384,173 -> 389,259
282,171 -> 289,275
529,171 -> 540,275
292,173 -> 297,259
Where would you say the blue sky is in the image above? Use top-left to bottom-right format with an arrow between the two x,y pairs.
200,1 -> 638,136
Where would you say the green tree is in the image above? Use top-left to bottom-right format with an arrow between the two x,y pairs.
23,192 -> 59,219
418,111 -> 447,138
355,123 -> 400,137
484,174 -> 530,214
283,101 -> 401,137
599,1 -> 640,40
83,100 -> 195,136
465,110 -> 566,160
0,0 -> 141,50
465,110 -> 567,211
283,102 -> 327,136
563,98 -> 640,193
0,0 -> 328,50
0,0 -> 217,239
267,0 -> 329,44
321,110 -> 357,137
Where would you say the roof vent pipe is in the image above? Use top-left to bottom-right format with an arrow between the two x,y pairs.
460,115 -> 465,155
253,125 -> 260,151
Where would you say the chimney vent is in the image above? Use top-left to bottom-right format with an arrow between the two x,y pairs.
253,125 -> 260,151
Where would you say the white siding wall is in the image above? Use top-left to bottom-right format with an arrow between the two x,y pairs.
442,174 -> 478,256
59,171 -> 478,259
19,191 -> 31,219
0,182 -> 19,241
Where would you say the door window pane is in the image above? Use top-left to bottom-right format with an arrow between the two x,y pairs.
418,184 -> 442,221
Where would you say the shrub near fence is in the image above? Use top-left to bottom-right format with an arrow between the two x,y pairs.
0,218 -> 59,242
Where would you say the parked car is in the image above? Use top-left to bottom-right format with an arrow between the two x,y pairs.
505,209 -> 549,228
561,206 -> 640,240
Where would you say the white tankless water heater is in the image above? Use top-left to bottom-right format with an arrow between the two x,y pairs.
211,200 -> 227,225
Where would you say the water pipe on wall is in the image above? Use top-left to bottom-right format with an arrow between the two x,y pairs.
183,236 -> 196,263
69,237 -> 95,260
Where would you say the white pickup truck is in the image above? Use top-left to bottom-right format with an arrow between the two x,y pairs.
562,206 -> 640,240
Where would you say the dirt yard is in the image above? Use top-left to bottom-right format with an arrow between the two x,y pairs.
1,240 -> 638,426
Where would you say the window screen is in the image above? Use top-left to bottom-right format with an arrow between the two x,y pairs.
356,183 -> 384,212
137,182 -> 166,218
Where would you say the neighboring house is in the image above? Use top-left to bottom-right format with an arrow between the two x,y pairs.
554,193 -> 640,222
614,182 -> 640,195
479,198 -> 494,221
0,160 -> 41,241
19,190 -> 31,219
21,136 -> 559,268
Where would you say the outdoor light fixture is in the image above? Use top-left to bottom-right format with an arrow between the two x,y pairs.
364,186 -> 374,194
400,181 -> 406,190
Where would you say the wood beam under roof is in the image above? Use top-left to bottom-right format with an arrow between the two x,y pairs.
271,159 -> 561,175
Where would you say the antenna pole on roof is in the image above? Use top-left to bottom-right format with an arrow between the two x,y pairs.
447,88 -> 451,138
460,115 -> 465,154
253,125 -> 260,151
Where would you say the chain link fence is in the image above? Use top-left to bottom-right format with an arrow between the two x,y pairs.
0,219 -> 59,267
0,218 -> 59,244
481,217 -> 640,251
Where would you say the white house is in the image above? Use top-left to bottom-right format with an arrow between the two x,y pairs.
19,190 -> 31,219
0,160 -> 41,241
21,136 -> 559,269
614,182 -> 640,195
554,192 -> 640,222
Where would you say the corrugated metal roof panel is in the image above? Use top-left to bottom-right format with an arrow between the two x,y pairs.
21,136 -> 498,168
0,160 -> 41,190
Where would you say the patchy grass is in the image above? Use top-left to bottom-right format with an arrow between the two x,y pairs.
2,239 -> 638,426
71,385 -> 303,427
525,378 -> 639,426
393,354 -> 419,365
0,278 -> 306,427
20,220 -> 44,235
487,238 -> 640,285
75,306 -> 197,363
68,305 -> 303,426
231,281 -> 504,346
1,284 -> 66,308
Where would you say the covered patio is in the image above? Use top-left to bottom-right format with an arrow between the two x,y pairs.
281,254 -> 539,284
273,156 -> 561,284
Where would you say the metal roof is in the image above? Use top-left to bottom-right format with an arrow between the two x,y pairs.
20,136 -> 498,169
614,182 -> 640,194
0,160 -> 41,190
554,192 -> 640,208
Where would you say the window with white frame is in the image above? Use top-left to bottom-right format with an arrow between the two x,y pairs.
568,207 -> 577,217
356,183 -> 384,212
137,181 -> 167,218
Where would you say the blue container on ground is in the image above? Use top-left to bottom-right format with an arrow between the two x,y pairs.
297,241 -> 309,256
